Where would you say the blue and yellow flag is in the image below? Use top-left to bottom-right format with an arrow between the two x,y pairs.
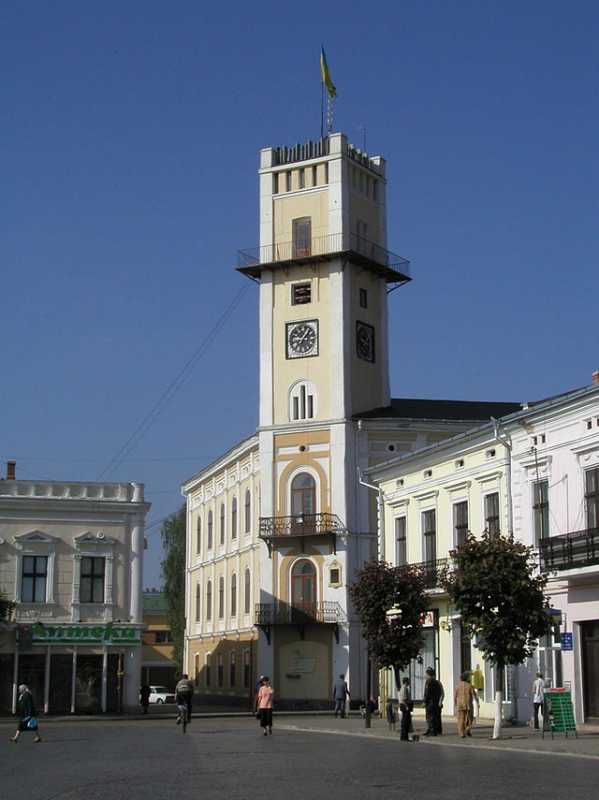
320,47 -> 337,98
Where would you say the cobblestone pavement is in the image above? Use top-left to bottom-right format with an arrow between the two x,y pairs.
1,716 -> 599,800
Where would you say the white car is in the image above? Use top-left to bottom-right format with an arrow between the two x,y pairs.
148,685 -> 175,704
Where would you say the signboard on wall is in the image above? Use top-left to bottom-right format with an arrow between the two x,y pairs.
561,632 -> 573,651
31,622 -> 142,645
288,655 -> 316,674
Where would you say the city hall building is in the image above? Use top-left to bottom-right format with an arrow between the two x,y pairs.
0,464 -> 150,714
182,132 -> 519,707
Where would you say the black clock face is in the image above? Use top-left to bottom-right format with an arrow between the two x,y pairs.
286,320 -> 318,358
356,321 -> 375,362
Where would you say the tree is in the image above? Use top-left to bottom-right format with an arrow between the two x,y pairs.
160,506 -> 186,671
442,530 -> 550,739
350,560 -> 429,690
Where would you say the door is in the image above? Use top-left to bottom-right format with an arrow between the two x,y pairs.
582,620 -> 599,719
292,217 -> 311,258
291,560 -> 317,621
291,472 -> 316,523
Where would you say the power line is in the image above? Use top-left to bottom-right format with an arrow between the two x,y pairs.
96,283 -> 251,481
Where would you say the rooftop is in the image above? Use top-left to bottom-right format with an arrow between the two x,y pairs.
143,591 -> 167,613
355,397 -> 523,422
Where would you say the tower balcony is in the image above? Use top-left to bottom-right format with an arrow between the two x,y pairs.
539,528 -> 599,573
259,512 -> 345,556
237,232 -> 411,285
255,601 -> 344,643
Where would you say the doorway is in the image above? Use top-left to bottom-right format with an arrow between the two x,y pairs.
581,620 -> 599,720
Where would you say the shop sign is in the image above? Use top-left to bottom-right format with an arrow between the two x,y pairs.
561,632 -> 573,651
31,622 -> 141,645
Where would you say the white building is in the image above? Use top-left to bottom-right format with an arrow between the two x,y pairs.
0,462 -> 150,714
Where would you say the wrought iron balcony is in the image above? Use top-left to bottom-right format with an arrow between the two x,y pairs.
259,512 -> 344,555
237,232 -> 411,285
398,559 -> 449,589
539,528 -> 599,572
0,599 -> 16,623
255,601 -> 343,643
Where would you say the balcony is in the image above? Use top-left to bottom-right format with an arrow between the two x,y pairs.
540,528 -> 599,572
259,512 -> 345,556
0,599 -> 16,624
255,601 -> 344,643
398,559 -> 449,589
237,232 -> 411,285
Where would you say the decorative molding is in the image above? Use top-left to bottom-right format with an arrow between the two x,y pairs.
474,470 -> 503,484
444,480 -> 472,493
413,489 -> 439,502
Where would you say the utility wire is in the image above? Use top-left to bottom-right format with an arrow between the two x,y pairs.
96,283 -> 251,480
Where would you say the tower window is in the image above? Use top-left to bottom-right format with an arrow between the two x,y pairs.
373,180 -> 378,202
324,162 -> 328,184
312,165 -> 317,187
292,282 -> 311,305
289,381 -> 317,421
299,168 -> 305,189
359,288 -> 368,308
286,171 -> 292,192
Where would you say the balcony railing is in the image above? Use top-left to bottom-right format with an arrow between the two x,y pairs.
237,232 -> 411,283
255,601 -> 343,626
398,559 -> 449,589
540,528 -> 599,572
0,599 -> 16,623
259,512 -> 344,555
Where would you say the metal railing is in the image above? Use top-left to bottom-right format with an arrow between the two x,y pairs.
237,232 -> 410,277
255,601 -> 343,626
259,512 -> 345,539
397,559 -> 449,589
0,599 -> 16,623
539,528 -> 599,572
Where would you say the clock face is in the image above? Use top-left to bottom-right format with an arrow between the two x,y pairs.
286,320 -> 319,359
356,321 -> 375,362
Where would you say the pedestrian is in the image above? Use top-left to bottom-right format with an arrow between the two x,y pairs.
175,673 -> 194,725
255,675 -> 274,736
454,672 -> 477,738
532,671 -> 545,730
398,677 -> 413,742
332,674 -> 350,718
11,684 -> 42,743
423,667 -> 444,736
385,696 -> 397,732
140,683 -> 151,714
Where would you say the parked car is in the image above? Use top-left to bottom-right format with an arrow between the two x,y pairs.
148,685 -> 175,704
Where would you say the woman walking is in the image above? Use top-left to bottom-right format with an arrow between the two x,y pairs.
255,676 -> 274,736
11,684 -> 42,743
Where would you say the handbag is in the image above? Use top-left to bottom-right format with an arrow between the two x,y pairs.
26,717 -> 38,731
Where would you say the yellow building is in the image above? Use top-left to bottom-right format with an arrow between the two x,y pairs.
183,132 -> 520,707
141,590 -> 177,689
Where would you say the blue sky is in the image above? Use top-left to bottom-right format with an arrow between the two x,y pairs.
2,1 -> 598,586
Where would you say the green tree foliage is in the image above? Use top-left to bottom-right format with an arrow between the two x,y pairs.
350,560 -> 429,686
442,531 -> 549,671
160,506 -> 186,671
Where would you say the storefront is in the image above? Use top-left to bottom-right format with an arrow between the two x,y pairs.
1,622 -> 143,715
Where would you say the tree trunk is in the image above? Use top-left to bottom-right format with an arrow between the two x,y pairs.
493,665 -> 503,739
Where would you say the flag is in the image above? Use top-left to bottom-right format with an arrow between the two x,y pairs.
320,46 -> 337,98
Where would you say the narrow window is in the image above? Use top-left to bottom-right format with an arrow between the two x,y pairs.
194,654 -> 200,686
299,168 -> 305,189
243,650 -> 250,688
231,497 -> 237,541
272,173 -> 278,195
220,503 -> 225,546
231,573 -> 237,617
454,501 -> 469,548
324,162 -> 328,184
206,580 -> 212,621
80,557 -> 105,604
208,510 -> 213,549
395,517 -> 407,566
195,583 -> 201,622
422,510 -> 436,564
585,468 -> 599,530
485,493 -> 500,534
373,180 -> 378,202
196,516 -> 202,554
205,654 -> 211,687
307,393 -> 314,419
533,481 -> 549,544
359,288 -> 368,309
244,490 -> 251,534
286,171 -> 292,192
312,165 -> 317,186
218,576 -> 224,619
300,385 -> 306,419
293,396 -> 299,420
21,555 -> 48,603
230,652 -> 236,687
217,654 -> 224,687
244,568 -> 251,614
292,217 -> 311,258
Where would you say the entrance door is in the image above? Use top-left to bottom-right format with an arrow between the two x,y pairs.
582,620 -> 599,719
291,560 -> 317,621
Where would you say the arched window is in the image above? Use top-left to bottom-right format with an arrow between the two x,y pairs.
195,582 -> 201,622
205,653 -> 211,687
217,654 -> 224,687
231,497 -> 237,540
291,559 -> 317,609
291,472 -> 316,517
218,576 -> 224,618
206,580 -> 212,621
244,489 -> 251,534
231,573 -> 237,617
196,516 -> 201,554
207,511 -> 213,549
289,380 -> 317,421
220,503 -> 225,546
194,654 -> 200,686
244,568 -> 251,614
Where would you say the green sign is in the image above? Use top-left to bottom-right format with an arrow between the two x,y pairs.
31,622 -> 141,645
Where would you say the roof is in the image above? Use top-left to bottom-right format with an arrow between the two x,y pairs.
354,397 -> 523,422
143,592 -> 167,613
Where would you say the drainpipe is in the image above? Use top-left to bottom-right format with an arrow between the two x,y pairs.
357,468 -> 385,561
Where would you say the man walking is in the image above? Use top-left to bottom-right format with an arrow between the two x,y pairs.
423,667 -> 444,736
532,672 -> 545,730
454,672 -> 477,738
398,677 -> 413,742
333,674 -> 350,718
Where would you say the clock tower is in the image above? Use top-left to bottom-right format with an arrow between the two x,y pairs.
237,132 -> 410,702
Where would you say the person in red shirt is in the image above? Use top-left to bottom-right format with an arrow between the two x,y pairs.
255,676 -> 274,736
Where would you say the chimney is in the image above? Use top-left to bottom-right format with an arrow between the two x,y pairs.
6,460 -> 16,480
592,370 -> 599,386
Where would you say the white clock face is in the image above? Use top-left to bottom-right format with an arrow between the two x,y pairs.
286,320 -> 319,359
